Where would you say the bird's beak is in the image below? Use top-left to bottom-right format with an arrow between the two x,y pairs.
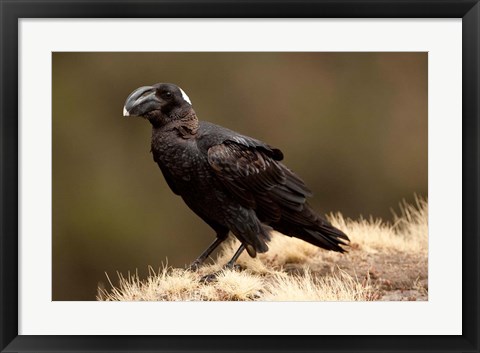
123,86 -> 159,117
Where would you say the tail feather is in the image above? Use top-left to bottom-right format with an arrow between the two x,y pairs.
273,203 -> 350,253
304,228 -> 349,252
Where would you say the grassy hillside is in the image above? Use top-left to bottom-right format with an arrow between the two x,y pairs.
98,197 -> 427,301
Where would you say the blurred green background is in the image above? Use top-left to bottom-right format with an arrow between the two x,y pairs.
52,52 -> 427,300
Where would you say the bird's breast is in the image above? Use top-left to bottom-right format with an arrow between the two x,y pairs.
151,134 -> 211,183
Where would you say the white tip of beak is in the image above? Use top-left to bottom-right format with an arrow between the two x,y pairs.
123,106 -> 130,117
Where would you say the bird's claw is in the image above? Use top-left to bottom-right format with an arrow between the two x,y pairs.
199,264 -> 244,283
200,273 -> 219,283
186,260 -> 202,271
225,263 -> 244,271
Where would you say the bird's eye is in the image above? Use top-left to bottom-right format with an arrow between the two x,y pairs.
163,91 -> 173,99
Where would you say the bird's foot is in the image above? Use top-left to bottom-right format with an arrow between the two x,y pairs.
199,263 -> 244,283
200,272 -> 219,283
224,263 -> 244,271
186,259 -> 203,271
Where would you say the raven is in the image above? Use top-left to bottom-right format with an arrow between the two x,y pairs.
123,83 -> 349,270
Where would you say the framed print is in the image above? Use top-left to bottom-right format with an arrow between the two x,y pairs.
1,1 -> 479,353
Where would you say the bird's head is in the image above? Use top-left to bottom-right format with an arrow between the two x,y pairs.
123,83 -> 193,125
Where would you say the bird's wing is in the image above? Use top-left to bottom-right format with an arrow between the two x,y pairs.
207,140 -> 312,223
226,135 -> 284,161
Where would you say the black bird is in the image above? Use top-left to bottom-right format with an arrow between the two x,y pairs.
123,83 -> 349,271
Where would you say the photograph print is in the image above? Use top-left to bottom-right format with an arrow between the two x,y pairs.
52,52 -> 427,301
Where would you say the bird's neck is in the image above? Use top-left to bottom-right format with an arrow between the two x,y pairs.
174,111 -> 199,139
152,109 -> 199,139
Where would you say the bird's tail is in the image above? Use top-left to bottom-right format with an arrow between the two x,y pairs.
295,222 -> 349,253
276,204 -> 349,253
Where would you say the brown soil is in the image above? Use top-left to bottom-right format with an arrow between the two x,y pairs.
282,248 -> 428,301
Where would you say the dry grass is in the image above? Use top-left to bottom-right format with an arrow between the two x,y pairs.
98,197 -> 428,302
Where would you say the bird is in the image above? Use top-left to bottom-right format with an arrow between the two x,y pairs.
123,83 -> 349,273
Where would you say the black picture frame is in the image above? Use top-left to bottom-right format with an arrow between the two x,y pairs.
1,1 -> 478,352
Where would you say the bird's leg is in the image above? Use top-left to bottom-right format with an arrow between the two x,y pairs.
187,236 -> 225,271
201,244 -> 246,283
223,244 -> 246,270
